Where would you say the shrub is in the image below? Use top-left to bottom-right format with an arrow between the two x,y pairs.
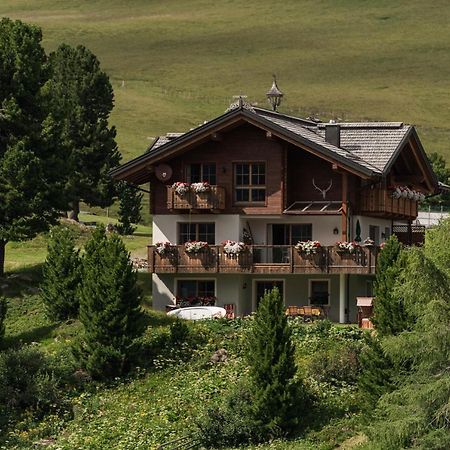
76,228 -> 143,379
41,226 -> 81,320
116,181 -> 143,236
308,341 -> 361,386
0,346 -> 63,421
196,383 -> 260,448
0,296 -> 6,344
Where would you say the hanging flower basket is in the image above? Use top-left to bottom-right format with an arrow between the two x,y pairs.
172,182 -> 190,195
155,241 -> 175,256
222,240 -> 246,257
335,241 -> 360,254
184,240 -> 209,254
295,240 -> 321,255
191,181 -> 211,193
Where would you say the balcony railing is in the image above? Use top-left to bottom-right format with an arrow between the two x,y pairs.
167,186 -> 225,210
360,188 -> 418,218
148,245 -> 378,275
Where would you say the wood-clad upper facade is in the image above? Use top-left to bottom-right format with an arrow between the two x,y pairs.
111,104 -> 438,242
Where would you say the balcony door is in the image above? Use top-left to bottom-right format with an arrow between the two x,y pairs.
268,224 -> 312,263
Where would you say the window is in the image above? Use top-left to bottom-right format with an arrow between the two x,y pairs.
271,224 -> 312,245
187,163 -> 216,185
177,280 -> 215,298
234,162 -> 266,203
178,223 -> 215,244
309,280 -> 330,306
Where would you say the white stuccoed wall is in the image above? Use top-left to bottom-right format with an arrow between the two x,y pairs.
246,215 -> 341,245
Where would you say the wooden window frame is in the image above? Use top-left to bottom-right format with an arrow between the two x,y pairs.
233,161 -> 267,206
308,279 -> 331,307
185,162 -> 217,185
177,222 -> 216,244
175,278 -> 217,298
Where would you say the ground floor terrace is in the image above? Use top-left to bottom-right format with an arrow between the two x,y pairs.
152,273 -> 374,323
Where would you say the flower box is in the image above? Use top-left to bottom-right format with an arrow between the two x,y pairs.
172,182 -> 190,196
335,241 -> 360,254
184,240 -> 209,254
191,181 -> 211,193
222,240 -> 246,257
155,241 -> 175,256
295,240 -> 321,255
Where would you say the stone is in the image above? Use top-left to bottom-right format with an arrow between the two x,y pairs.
210,348 -> 227,363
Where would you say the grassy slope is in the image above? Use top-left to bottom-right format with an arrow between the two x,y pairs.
4,214 -> 151,272
1,0 -> 450,163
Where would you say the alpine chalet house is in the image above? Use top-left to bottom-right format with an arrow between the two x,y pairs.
111,80 -> 438,323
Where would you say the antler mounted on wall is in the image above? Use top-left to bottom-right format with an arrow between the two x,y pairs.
312,178 -> 333,199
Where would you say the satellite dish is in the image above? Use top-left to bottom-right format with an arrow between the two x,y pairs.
155,164 -> 173,182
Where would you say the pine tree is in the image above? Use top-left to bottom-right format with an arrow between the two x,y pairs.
40,226 -> 81,320
77,227 -> 143,379
0,297 -> 7,344
372,235 -> 408,335
116,181 -> 143,236
43,44 -> 121,221
246,287 -> 307,437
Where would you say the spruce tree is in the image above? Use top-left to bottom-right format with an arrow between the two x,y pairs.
372,235 -> 408,335
116,181 -> 143,236
246,287 -> 306,437
0,18 -> 66,276
77,227 -> 143,379
41,226 -> 81,320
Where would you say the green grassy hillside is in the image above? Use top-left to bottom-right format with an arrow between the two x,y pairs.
1,0 -> 450,162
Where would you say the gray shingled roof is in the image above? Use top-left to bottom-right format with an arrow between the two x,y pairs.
147,109 -> 410,175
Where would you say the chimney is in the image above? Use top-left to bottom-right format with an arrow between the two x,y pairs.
325,122 -> 340,147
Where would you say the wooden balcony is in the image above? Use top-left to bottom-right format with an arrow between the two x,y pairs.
167,186 -> 225,210
359,188 -> 418,219
148,245 -> 378,275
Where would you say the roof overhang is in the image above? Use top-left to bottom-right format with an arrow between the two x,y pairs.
383,127 -> 438,194
110,107 -> 377,184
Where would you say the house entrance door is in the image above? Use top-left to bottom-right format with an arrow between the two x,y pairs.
254,280 -> 284,309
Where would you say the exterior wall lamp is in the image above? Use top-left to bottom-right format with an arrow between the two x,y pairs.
333,227 -> 339,235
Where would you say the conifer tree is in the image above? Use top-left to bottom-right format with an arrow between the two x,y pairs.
366,249 -> 450,449
372,236 -> 408,335
246,287 -> 306,437
43,44 -> 121,221
116,181 -> 143,236
0,18 -> 66,276
77,227 -> 143,379
41,226 -> 81,320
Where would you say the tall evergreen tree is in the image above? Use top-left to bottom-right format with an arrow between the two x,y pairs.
41,226 -> 81,320
77,227 -> 143,379
0,18 -> 66,276
372,236 -> 408,335
116,181 -> 143,236
366,249 -> 450,449
246,287 -> 307,437
43,44 -> 121,221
